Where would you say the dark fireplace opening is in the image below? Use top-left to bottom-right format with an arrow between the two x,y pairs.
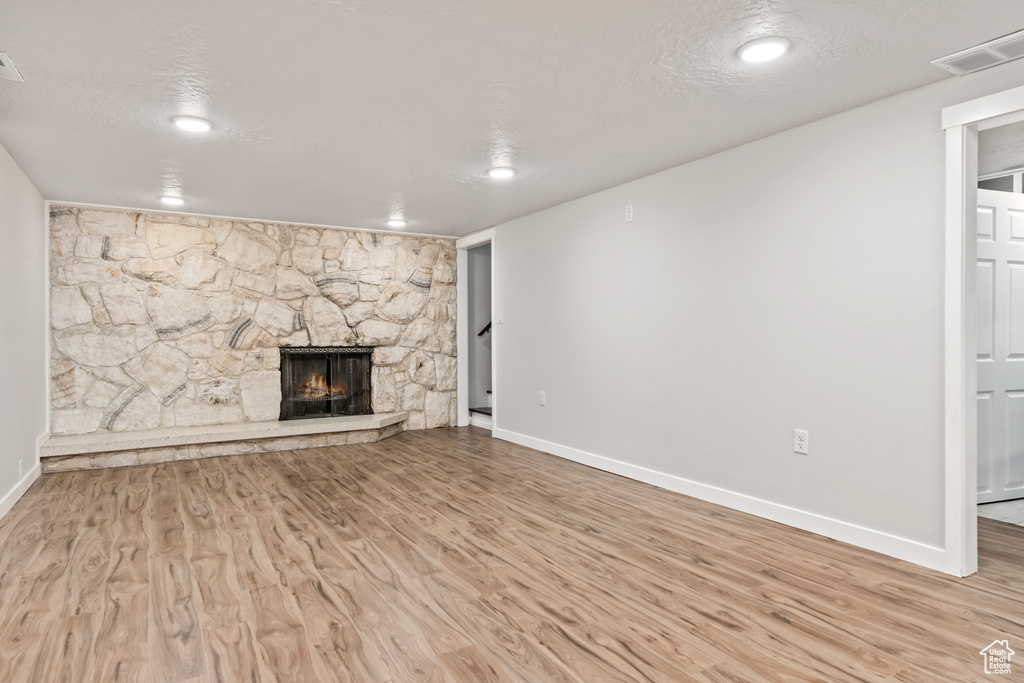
280,347 -> 374,421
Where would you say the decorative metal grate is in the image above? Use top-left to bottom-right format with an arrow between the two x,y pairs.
279,346 -> 374,420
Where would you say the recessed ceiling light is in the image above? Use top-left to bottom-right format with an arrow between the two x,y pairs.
172,116 -> 213,133
387,218 -> 407,228
488,167 -> 516,180
737,37 -> 791,63
160,195 -> 185,206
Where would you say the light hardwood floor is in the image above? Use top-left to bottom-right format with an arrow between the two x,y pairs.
1,426 -> 1022,682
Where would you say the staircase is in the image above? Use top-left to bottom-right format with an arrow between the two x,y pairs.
469,390 -> 493,427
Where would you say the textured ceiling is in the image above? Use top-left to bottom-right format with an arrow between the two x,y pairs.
980,120 -> 1024,176
2,1 -> 1024,237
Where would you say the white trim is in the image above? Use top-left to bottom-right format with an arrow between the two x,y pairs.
456,248 -> 470,426
979,167 -> 1024,182
456,227 -> 496,250
494,427 -> 947,572
0,462 -> 41,522
469,412 -> 493,430
942,84 -> 1024,130
940,87 -> 1024,577
0,430 -> 50,520
944,126 -> 979,577
490,230 -> 498,432
48,199 -> 458,241
976,109 -> 1024,134
456,228 -> 497,431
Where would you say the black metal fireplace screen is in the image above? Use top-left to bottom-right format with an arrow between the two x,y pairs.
279,347 -> 373,420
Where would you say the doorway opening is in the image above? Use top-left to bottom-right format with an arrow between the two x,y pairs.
944,84 -> 1024,577
466,243 -> 493,428
975,123 -> 1024,527
456,228 -> 496,430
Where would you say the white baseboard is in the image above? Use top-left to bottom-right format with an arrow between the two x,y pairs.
0,462 -> 41,522
0,430 -> 48,522
469,413 -> 493,430
493,427 -> 948,574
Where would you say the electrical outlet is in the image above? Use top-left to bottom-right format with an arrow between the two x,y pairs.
496,310 -> 504,324
794,429 -> 809,455
625,204 -> 634,222
539,391 -> 546,406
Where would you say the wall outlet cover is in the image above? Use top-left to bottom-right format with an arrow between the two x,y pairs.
794,429 -> 809,455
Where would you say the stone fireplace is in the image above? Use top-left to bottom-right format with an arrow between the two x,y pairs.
43,206 -> 458,472
279,346 -> 373,420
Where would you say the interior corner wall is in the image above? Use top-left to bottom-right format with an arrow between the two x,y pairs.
468,244 -> 492,409
492,58 -> 1024,568
0,141 -> 46,511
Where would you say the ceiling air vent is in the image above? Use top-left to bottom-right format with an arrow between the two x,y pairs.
0,51 -> 24,82
932,29 -> 1024,76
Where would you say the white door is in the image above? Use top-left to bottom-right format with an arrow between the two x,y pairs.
977,188 -> 1024,503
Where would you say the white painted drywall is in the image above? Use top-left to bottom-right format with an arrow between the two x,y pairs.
492,58 -> 1024,557
0,142 -> 46,512
468,244 -> 492,409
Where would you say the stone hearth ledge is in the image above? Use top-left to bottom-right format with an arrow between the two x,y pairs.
42,421 -> 406,472
41,413 -> 408,472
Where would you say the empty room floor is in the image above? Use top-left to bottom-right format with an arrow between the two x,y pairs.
0,427 -> 1021,682
979,498 -> 1024,527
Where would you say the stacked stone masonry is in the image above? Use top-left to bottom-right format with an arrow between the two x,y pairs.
42,423 -> 406,473
49,207 -> 457,436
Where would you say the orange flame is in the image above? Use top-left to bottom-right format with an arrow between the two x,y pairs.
297,374 -> 347,400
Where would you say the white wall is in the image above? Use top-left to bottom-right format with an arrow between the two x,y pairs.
492,58 -> 1024,568
468,244 -> 492,408
0,142 -> 46,516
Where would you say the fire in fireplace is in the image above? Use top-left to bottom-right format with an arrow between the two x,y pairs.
279,347 -> 373,420
296,374 -> 347,400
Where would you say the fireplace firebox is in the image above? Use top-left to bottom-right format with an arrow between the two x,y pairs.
279,347 -> 374,421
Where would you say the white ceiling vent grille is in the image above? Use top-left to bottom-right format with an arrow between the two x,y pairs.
993,35 -> 1024,60
0,52 -> 24,82
932,29 -> 1024,76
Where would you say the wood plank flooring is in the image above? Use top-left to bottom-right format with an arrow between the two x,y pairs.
1,426 -> 1023,682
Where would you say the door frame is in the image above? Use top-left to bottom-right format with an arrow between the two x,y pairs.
455,228 -> 496,428
943,84 -> 1024,576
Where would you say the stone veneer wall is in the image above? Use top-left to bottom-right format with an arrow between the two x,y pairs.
49,206 -> 457,435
